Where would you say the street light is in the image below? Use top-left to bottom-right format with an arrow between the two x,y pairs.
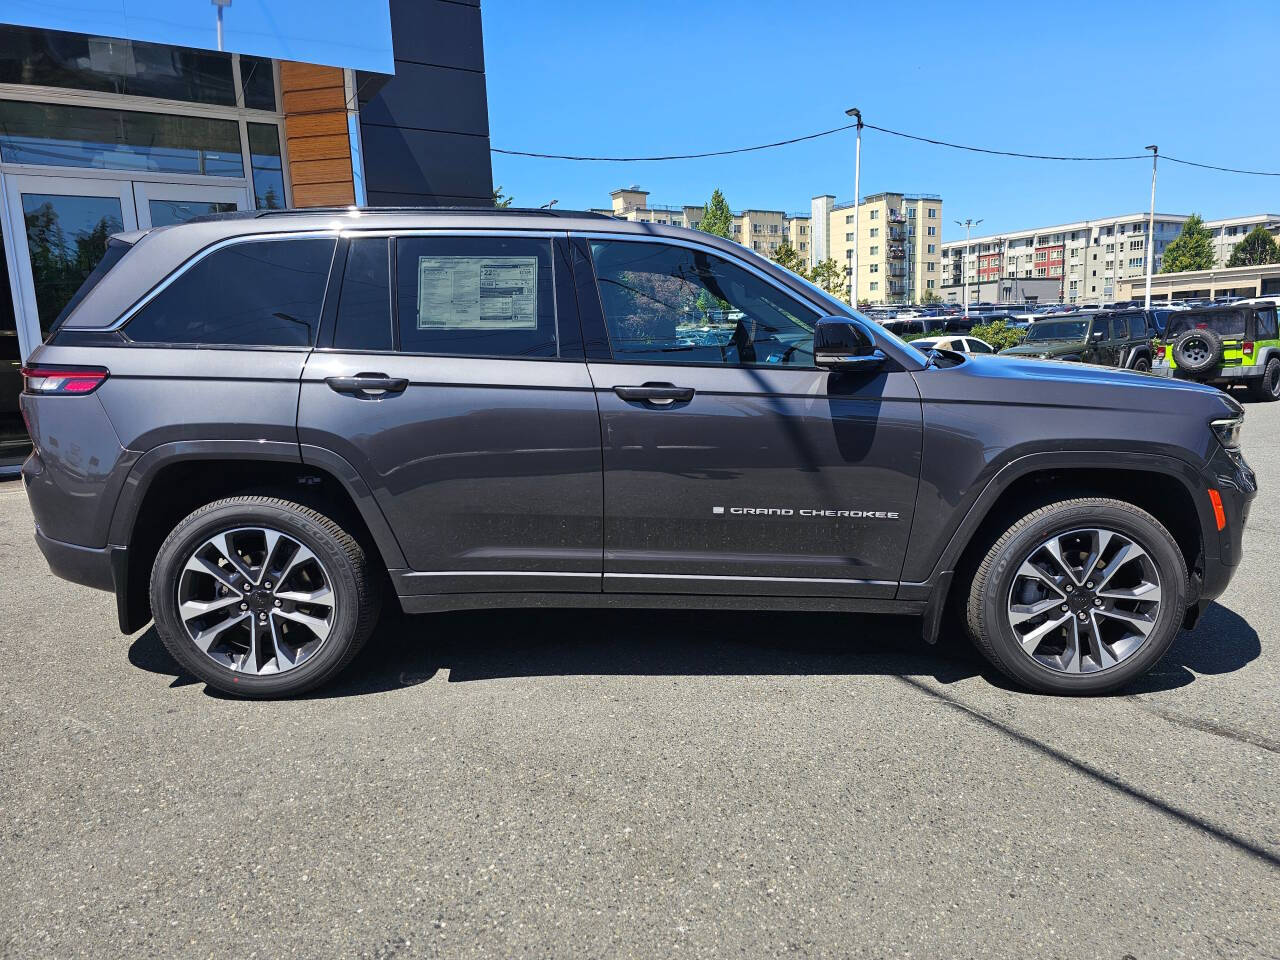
845,107 -> 862,307
1144,145 -> 1158,310
211,0 -> 231,52
954,218 -> 983,318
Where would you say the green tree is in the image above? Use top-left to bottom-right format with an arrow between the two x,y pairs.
969,319 -> 1026,352
1160,214 -> 1216,273
1226,226 -> 1280,267
920,288 -> 942,305
493,186 -> 513,208
770,240 -> 806,276
697,188 -> 733,239
808,258 -> 849,302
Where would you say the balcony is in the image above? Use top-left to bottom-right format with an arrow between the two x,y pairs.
887,245 -> 906,259
887,213 -> 907,225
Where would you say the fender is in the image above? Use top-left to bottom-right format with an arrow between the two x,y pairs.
106,439 -> 407,570
896,448 -> 1215,602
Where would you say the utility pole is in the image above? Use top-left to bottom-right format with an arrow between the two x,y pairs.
1144,145 -> 1158,310
955,218 -> 983,318
845,107 -> 862,307
212,0 -> 231,51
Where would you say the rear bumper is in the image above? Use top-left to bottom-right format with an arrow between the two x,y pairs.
34,527 -> 118,592
1151,364 -> 1258,381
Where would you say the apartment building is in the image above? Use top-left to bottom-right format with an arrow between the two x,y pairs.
596,187 -> 813,266
812,192 -> 943,304
939,212 -> 1280,304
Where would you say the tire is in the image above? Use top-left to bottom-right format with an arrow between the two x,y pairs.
150,496 -> 380,698
1172,328 -> 1223,375
1245,356 -> 1280,402
965,497 -> 1187,695
1130,354 -> 1151,373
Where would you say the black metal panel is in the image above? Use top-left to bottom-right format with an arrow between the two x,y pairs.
358,0 -> 493,206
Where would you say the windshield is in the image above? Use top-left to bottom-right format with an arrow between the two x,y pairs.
1165,310 -> 1247,338
1027,320 -> 1088,342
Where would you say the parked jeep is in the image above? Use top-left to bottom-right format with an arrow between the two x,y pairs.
19,208 -> 1255,699
999,310 -> 1158,370
1152,300 -> 1280,402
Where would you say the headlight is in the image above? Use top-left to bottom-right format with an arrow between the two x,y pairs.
1211,417 -> 1243,450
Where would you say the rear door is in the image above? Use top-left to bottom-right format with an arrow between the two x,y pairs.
298,232 -> 603,593
574,235 -> 923,598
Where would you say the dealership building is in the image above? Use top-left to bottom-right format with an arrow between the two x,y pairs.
0,0 -> 496,471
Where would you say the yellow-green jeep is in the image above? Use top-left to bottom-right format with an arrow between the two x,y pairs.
1153,299 -> 1280,402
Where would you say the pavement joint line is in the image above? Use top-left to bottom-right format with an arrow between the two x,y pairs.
894,674 -> 1280,869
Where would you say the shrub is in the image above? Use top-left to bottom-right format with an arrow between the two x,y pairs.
969,319 -> 1026,352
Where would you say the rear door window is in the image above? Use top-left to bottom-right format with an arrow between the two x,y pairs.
394,235 -> 557,358
125,237 -> 335,346
1255,307 -> 1278,340
1166,310 -> 1247,338
333,237 -> 392,351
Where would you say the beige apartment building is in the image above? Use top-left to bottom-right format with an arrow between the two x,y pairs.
596,187 -> 813,266
811,192 -> 944,304
939,212 -> 1280,305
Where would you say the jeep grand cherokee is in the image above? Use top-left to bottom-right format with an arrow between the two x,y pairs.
20,208 -> 1256,697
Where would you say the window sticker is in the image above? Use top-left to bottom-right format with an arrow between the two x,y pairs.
416,256 -> 537,330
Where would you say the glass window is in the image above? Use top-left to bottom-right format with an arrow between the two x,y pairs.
239,56 -> 277,110
1111,316 -> 1129,338
589,240 -> 820,367
248,123 -> 287,209
396,236 -> 557,358
125,238 -> 334,347
0,100 -> 243,177
146,199 -> 238,227
0,25 -> 235,105
334,238 -> 393,351
21,192 -> 124,336
1255,308 -> 1278,340
967,338 -> 994,354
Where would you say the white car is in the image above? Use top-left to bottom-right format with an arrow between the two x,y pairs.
912,335 -> 996,354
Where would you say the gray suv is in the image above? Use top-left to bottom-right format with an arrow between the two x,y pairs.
20,208 -> 1255,697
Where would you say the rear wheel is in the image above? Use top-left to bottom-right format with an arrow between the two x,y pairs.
966,498 -> 1187,695
1131,355 -> 1151,373
150,496 -> 380,698
1245,356 -> 1280,402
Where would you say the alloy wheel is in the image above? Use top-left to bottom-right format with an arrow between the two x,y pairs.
176,527 -> 336,675
1006,527 -> 1162,674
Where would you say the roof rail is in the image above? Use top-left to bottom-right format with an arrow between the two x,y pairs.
249,205 -> 614,220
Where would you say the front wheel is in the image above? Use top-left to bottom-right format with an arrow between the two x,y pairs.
150,496 -> 380,698
965,498 -> 1187,695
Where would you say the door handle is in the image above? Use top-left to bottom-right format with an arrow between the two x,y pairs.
325,374 -> 409,398
614,383 -> 695,406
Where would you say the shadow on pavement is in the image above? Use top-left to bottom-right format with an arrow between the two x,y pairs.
126,599 -> 1258,701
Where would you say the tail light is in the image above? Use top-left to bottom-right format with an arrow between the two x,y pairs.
1156,345 -> 1166,359
21,365 -> 109,395
1243,341 -> 1254,355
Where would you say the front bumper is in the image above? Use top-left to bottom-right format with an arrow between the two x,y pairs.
1195,442 -> 1256,606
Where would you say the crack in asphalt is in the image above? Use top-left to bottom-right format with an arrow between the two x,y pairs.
895,675 -> 1280,869
1130,699 -> 1280,755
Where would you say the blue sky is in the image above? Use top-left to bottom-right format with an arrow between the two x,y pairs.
485,0 -> 1279,244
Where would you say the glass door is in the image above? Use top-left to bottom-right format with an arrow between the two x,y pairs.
133,182 -> 251,228
2,174 -> 137,361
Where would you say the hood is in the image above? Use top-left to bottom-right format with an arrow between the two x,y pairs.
926,353 -> 1237,415
1000,338 -> 1084,356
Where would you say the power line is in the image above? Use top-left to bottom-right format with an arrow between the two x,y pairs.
491,121 -> 1280,176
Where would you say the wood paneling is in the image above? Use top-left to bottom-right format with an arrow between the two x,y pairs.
279,60 -> 353,208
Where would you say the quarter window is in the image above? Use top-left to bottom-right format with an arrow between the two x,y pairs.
395,236 -> 557,358
125,238 -> 334,347
588,240 -> 820,367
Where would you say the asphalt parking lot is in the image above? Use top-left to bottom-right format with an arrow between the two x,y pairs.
1,404 -> 1276,959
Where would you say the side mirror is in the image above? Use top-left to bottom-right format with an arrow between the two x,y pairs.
813,317 -> 885,371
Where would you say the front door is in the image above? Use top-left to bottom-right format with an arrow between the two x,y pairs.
299,233 -> 603,595
132,182 -> 248,228
578,236 -> 924,598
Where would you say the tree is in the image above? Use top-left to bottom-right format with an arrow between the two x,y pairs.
697,188 -> 733,239
808,258 -> 849,302
493,186 -> 513,208
920,288 -> 942,305
1160,214 -> 1216,273
770,240 -> 806,276
969,319 -> 1026,352
1226,226 -> 1280,268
